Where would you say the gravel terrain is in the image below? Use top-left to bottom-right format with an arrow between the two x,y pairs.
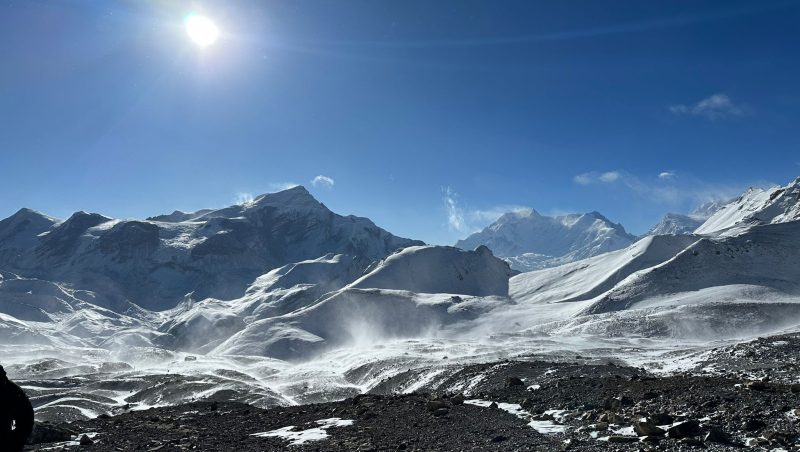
24,333 -> 800,451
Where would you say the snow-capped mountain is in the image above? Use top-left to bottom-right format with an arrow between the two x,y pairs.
0,186 -> 423,311
645,201 -> 725,236
646,213 -> 704,236
696,177 -> 800,235
455,209 -> 636,271
4,177 -> 800,420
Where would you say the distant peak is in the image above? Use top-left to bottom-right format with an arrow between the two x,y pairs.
498,208 -> 539,222
63,211 -> 112,225
245,185 -> 325,211
10,207 -> 56,221
586,211 -> 608,221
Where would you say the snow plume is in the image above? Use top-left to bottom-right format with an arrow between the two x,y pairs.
270,182 -> 300,192
669,93 -> 744,120
443,187 -> 529,234
443,187 -> 466,232
235,192 -> 255,205
311,175 -> 335,189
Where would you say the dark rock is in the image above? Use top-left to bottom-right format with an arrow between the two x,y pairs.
742,418 -> 766,432
763,430 -> 792,446
491,435 -> 507,443
432,408 -> 449,417
633,420 -> 665,437
648,412 -> 673,425
426,400 -> 448,412
747,381 -> 768,391
79,434 -> 94,446
679,437 -> 707,448
506,376 -> 525,387
667,419 -> 701,439
607,435 -> 638,443
704,427 -> 730,444
27,422 -> 75,444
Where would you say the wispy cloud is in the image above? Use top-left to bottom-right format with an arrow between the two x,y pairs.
573,174 -> 593,185
669,93 -> 744,120
574,170 -> 749,208
599,171 -> 621,183
311,175 -> 335,189
573,171 -> 623,185
443,186 -> 530,235
443,187 -> 466,232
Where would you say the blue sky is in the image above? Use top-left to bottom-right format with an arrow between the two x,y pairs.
1,0 -> 799,244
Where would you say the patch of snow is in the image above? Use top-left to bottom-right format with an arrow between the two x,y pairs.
251,418 -> 354,445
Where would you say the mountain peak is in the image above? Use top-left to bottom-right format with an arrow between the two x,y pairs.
497,208 -> 539,223
248,185 -> 319,209
696,176 -> 800,235
456,208 -> 634,271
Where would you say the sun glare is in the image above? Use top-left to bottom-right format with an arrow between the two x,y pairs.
185,14 -> 219,47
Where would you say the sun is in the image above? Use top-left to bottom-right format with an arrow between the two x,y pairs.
185,14 -> 219,47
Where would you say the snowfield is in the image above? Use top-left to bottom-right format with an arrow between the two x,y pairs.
3,179 -> 800,419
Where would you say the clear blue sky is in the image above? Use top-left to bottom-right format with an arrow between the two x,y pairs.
1,0 -> 799,244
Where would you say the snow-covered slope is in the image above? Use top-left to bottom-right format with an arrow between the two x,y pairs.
588,220 -> 800,314
351,245 -> 516,297
509,234 -> 698,305
159,245 -> 515,359
0,208 -> 59,260
455,209 -> 635,271
696,178 -> 800,235
211,245 -> 515,359
0,186 -> 423,311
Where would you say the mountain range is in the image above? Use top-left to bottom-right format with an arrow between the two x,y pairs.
3,176 -> 800,420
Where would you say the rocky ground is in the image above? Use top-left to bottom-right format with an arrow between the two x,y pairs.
23,333 -> 800,451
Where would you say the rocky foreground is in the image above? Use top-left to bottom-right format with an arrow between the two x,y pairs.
25,333 -> 800,451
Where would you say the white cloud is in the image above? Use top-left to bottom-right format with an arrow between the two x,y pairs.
599,171 -> 621,183
573,171 -> 622,185
311,175 -> 335,189
575,170 -> 747,208
669,93 -> 744,120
